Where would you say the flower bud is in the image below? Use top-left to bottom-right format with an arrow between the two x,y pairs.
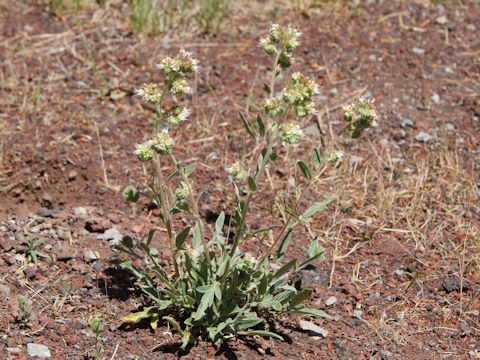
152,130 -> 174,155
343,98 -> 378,139
135,83 -> 163,103
134,140 -> 154,161
327,151 -> 344,165
225,161 -> 246,181
280,123 -> 303,145
167,106 -> 190,126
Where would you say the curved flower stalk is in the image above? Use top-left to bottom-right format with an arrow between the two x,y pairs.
114,25 -> 378,349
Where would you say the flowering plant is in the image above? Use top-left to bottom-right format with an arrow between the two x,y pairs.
114,25 -> 377,348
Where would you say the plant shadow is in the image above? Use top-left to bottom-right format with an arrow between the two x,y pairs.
98,266 -> 141,301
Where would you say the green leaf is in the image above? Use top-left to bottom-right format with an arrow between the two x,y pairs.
300,196 -> 335,220
120,235 -> 134,249
297,160 -> 312,181
239,111 -> 256,139
215,211 -> 225,235
185,163 -> 196,177
192,222 -> 202,251
263,83 -> 271,95
163,316 -> 183,334
286,307 -> 332,319
194,285 -> 215,321
123,185 -> 140,203
237,317 -> 263,330
176,227 -> 191,249
312,148 -> 321,169
243,330 -> 284,341
213,282 -> 222,301
273,258 -> 297,279
288,289 -> 313,308
247,176 -> 257,192
256,115 -> 265,136
146,228 -> 156,247
277,228 -> 293,259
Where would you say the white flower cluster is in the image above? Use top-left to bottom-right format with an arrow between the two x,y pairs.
225,161 -> 246,181
135,83 -> 163,103
279,123 -> 304,145
259,24 -> 301,69
157,49 -> 199,95
167,106 -> 190,126
134,129 -> 174,161
343,98 -> 378,139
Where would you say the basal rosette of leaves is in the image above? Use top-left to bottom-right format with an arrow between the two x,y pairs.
114,24 -> 378,348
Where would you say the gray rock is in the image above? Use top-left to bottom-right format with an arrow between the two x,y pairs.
353,310 -> 363,318
415,132 -> 433,142
27,343 -> 51,358
412,47 -> 425,55
325,296 -> 338,306
97,227 -> 122,242
84,250 -> 100,263
68,170 -> 78,181
431,93 -> 440,104
369,292 -> 381,300
6,347 -> 21,353
400,119 -> 414,128
299,320 -> 329,338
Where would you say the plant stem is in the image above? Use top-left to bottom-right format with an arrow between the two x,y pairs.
154,156 -> 179,276
170,154 -> 205,244
229,53 -> 280,257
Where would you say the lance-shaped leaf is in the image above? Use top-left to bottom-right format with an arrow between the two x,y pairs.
277,228 -> 293,259
300,196 -> 335,220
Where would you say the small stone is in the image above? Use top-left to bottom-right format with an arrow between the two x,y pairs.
395,269 -> 404,276
96,227 -> 122,242
325,296 -> 338,306
56,245 -> 76,261
27,343 -> 51,358
37,209 -> 60,218
412,47 -> 425,56
68,170 -> 78,181
442,275 -> 470,293
85,218 -> 110,233
369,292 -> 381,300
299,320 -> 329,338
446,123 -> 455,131
6,347 -> 21,353
415,132 -> 433,142
84,250 -> 100,263
0,237 -> 16,251
431,93 -> 440,104
0,284 -> 11,298
400,119 -> 414,128
24,264 -> 37,279
436,15 -> 448,25
353,310 -> 363,318
74,207 -> 88,216
41,192 -> 54,209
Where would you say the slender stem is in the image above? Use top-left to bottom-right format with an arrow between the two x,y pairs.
170,154 -> 205,243
228,53 -> 281,257
258,165 -> 328,265
229,140 -> 274,256
154,155 -> 179,276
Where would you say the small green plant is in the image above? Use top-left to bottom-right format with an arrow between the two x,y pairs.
21,234 -> 46,264
115,24 -> 377,347
199,0 -> 228,34
90,315 -> 105,360
18,295 -> 32,329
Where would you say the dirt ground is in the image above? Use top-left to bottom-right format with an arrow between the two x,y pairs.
0,0 -> 479,359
